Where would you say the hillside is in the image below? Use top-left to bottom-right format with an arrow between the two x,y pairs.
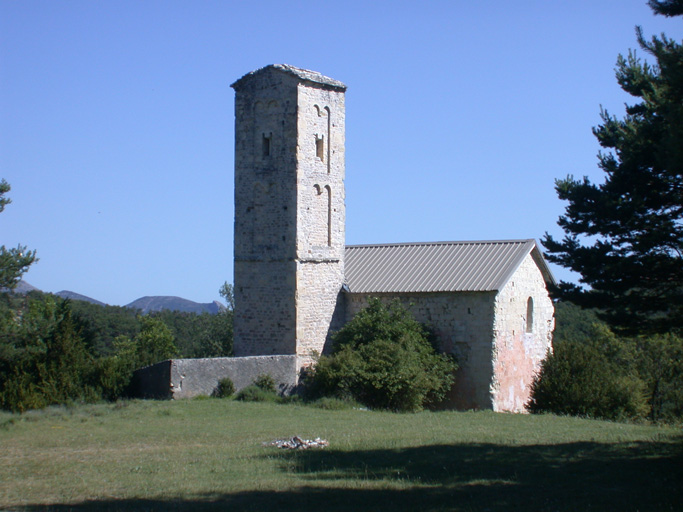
55,290 -> 107,306
11,281 -> 225,315
125,295 -> 225,314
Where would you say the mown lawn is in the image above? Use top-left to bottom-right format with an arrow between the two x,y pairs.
0,399 -> 681,511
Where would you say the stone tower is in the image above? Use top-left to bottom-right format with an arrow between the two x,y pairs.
231,64 -> 346,362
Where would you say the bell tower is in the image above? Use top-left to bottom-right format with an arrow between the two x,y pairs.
231,64 -> 346,362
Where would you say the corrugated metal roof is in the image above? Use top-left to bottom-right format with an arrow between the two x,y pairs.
344,239 -> 555,293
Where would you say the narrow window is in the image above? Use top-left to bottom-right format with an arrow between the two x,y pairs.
316,135 -> 324,161
526,297 -> 534,333
262,133 -> 271,157
325,185 -> 332,246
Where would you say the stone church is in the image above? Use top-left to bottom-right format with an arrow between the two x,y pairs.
135,64 -> 555,413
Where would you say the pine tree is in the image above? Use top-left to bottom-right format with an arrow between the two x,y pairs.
543,1 -> 683,335
0,180 -> 38,290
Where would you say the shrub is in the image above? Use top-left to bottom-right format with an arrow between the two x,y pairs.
634,333 -> 683,423
253,374 -> 276,393
306,298 -> 457,412
213,377 -> 235,398
235,384 -> 277,402
308,396 -> 362,410
527,324 -> 647,420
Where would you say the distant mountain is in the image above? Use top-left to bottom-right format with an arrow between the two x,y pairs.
55,290 -> 107,307
7,281 -> 224,315
7,280 -> 39,294
125,296 -> 225,315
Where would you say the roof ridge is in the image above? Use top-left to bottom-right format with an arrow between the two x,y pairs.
346,239 -> 535,249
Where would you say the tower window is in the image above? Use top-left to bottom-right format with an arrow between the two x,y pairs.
316,136 -> 324,161
262,133 -> 271,157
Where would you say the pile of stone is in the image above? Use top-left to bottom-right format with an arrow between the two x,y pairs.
263,436 -> 329,450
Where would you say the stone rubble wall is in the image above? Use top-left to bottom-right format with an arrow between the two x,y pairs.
491,254 -> 555,412
132,355 -> 299,400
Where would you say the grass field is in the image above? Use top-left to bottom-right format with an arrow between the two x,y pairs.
0,399 -> 681,511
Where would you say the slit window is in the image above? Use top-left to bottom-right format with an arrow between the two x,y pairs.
316,135 -> 324,161
526,297 -> 534,333
262,133 -> 271,157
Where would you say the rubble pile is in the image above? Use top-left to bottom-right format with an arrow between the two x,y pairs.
263,436 -> 329,450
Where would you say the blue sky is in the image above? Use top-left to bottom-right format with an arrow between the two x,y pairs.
1,1 -> 680,306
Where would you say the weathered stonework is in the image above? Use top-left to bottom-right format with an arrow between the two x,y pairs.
491,254 -> 554,412
132,355 -> 298,399
232,65 -> 345,361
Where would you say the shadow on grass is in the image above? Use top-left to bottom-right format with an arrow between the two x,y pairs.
20,437 -> 683,512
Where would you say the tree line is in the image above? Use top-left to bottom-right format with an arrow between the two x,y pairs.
0,289 -> 233,412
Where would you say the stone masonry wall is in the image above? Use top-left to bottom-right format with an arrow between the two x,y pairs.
233,260 -> 297,356
233,70 -> 300,356
296,262 -> 345,365
491,254 -> 554,412
295,83 -> 346,364
344,292 -> 497,410
132,355 -> 298,400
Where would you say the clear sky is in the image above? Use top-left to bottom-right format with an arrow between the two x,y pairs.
1,1 -> 680,306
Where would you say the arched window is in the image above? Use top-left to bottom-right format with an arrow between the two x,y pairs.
526,297 -> 534,333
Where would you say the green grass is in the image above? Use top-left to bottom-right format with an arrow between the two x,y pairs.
0,399 -> 681,511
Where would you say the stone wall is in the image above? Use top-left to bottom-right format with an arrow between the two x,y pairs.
491,254 -> 554,412
344,292 -> 497,410
296,261 -> 345,364
294,82 -> 346,363
233,260 -> 297,356
132,355 -> 298,400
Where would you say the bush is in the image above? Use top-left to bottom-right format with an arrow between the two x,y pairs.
235,384 -> 277,402
235,374 -> 279,402
308,396 -> 362,410
635,333 -> 683,423
253,374 -> 276,393
527,324 -> 647,420
213,377 -> 235,398
306,298 -> 457,412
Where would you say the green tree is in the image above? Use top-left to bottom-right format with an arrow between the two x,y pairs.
307,298 -> 457,412
135,316 -> 178,367
0,180 -> 38,290
542,2 -> 683,335
0,295 -> 97,412
219,282 -> 235,311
